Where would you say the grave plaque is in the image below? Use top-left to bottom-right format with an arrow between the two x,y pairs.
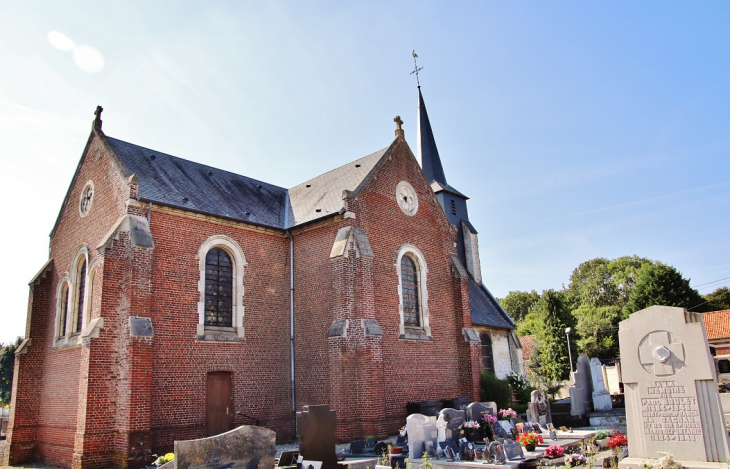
296,405 -> 337,469
618,306 -> 730,468
502,440 -> 524,460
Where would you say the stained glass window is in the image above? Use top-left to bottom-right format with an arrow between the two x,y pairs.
401,255 -> 420,327
205,248 -> 233,327
76,261 -> 86,333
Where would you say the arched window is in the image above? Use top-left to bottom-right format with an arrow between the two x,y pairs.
205,248 -> 233,327
395,244 -> 431,339
481,333 -> 495,374
75,259 -> 87,333
56,280 -> 70,339
197,235 -> 247,341
400,255 -> 420,327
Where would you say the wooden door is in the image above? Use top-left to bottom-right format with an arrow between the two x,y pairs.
207,372 -> 232,436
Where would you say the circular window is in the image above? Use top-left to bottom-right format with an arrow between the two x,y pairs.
79,181 -> 95,217
396,181 -> 418,216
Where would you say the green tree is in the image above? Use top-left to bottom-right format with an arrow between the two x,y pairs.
572,305 -> 621,359
0,337 -> 22,405
499,290 -> 541,323
622,263 -> 706,318
535,290 -> 573,381
703,286 -> 730,311
566,256 -> 652,310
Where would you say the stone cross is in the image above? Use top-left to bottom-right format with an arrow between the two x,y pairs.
394,115 -> 404,139
618,306 -> 730,467
296,405 -> 337,469
637,330 -> 685,376
93,105 -> 103,130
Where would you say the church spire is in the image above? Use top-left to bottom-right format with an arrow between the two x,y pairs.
416,87 -> 447,185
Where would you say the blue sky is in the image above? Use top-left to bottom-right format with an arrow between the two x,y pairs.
1,2 -> 729,343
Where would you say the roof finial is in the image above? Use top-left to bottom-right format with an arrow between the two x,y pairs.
93,105 -> 103,131
410,50 -> 423,87
394,115 -> 404,139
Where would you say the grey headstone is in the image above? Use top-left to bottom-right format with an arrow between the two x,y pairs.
174,425 -> 275,469
527,390 -> 552,429
437,408 -> 465,442
590,357 -> 613,412
129,317 -> 154,337
296,405 -> 337,469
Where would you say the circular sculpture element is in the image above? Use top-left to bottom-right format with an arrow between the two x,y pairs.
395,181 -> 418,216
637,330 -> 686,376
79,180 -> 95,217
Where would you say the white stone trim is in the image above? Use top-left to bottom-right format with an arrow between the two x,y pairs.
395,243 -> 431,338
395,181 -> 419,216
196,235 -> 247,340
78,180 -> 95,218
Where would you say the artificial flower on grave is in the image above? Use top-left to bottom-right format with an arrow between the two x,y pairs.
498,408 -> 517,420
516,432 -> 541,447
399,425 -> 407,437
544,445 -> 564,457
641,452 -> 685,469
461,420 -> 481,429
481,413 -> 498,424
564,453 -> 586,467
607,432 -> 628,449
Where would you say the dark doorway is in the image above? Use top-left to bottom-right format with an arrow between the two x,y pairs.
207,372 -> 232,436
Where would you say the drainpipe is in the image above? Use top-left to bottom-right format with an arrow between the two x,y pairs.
287,231 -> 296,414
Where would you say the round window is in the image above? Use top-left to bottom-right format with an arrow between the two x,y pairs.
79,181 -> 95,217
396,181 -> 418,216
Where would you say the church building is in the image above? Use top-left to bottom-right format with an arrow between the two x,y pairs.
2,87 -> 522,468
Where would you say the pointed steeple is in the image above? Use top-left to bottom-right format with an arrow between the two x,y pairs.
416,87 -> 447,185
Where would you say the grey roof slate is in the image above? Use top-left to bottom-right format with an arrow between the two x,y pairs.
418,87 -> 448,186
107,137 -> 290,229
287,148 -> 387,226
470,278 -> 515,329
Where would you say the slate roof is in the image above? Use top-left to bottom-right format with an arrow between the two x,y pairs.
469,278 -> 515,329
107,137 -> 290,229
703,309 -> 730,340
288,148 -> 388,226
417,87 -> 447,186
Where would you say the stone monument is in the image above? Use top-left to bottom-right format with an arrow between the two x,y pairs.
527,390 -> 552,429
590,357 -> 613,412
405,413 -> 438,459
570,354 -> 593,416
173,425 -> 275,469
436,408 -> 465,443
618,306 -> 730,468
297,405 -> 337,469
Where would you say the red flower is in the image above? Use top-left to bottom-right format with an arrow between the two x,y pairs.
607,433 -> 627,448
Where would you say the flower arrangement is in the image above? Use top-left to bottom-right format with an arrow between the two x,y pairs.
607,432 -> 628,449
641,452 -> 685,469
564,453 -> 586,467
481,413 -> 498,424
516,432 -> 542,446
154,453 -> 174,466
544,445 -> 564,458
462,420 -> 481,429
498,408 -> 517,420
594,430 -> 610,440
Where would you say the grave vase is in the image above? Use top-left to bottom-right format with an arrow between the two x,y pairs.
524,443 -> 536,452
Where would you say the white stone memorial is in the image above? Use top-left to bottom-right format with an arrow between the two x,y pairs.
406,413 -> 439,460
618,306 -> 730,469
590,357 -> 613,412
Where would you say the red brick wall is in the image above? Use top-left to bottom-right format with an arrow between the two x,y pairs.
146,210 -> 294,452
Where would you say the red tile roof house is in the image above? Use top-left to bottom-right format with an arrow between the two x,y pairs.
703,309 -> 730,383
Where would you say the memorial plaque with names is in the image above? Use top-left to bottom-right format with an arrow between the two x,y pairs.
618,306 -> 730,466
503,441 -> 524,460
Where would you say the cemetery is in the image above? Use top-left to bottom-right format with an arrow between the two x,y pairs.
120,306 -> 730,469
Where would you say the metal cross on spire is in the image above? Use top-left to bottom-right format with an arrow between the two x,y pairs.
410,50 -> 423,86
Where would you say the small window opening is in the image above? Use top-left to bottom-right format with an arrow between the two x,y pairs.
451,199 -> 456,215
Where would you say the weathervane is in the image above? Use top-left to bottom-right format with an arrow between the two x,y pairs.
411,50 -> 423,86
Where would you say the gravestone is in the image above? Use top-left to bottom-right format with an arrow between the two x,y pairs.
436,408 -> 465,442
465,402 -> 491,440
174,425 -> 275,469
590,357 -> 613,412
618,306 -> 730,468
405,413 -> 438,459
527,390 -> 552,429
570,354 -> 593,416
296,405 -> 337,469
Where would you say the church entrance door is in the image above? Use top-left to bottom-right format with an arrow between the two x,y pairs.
206,371 -> 232,436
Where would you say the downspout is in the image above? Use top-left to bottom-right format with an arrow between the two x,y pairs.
287,230 -> 296,414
